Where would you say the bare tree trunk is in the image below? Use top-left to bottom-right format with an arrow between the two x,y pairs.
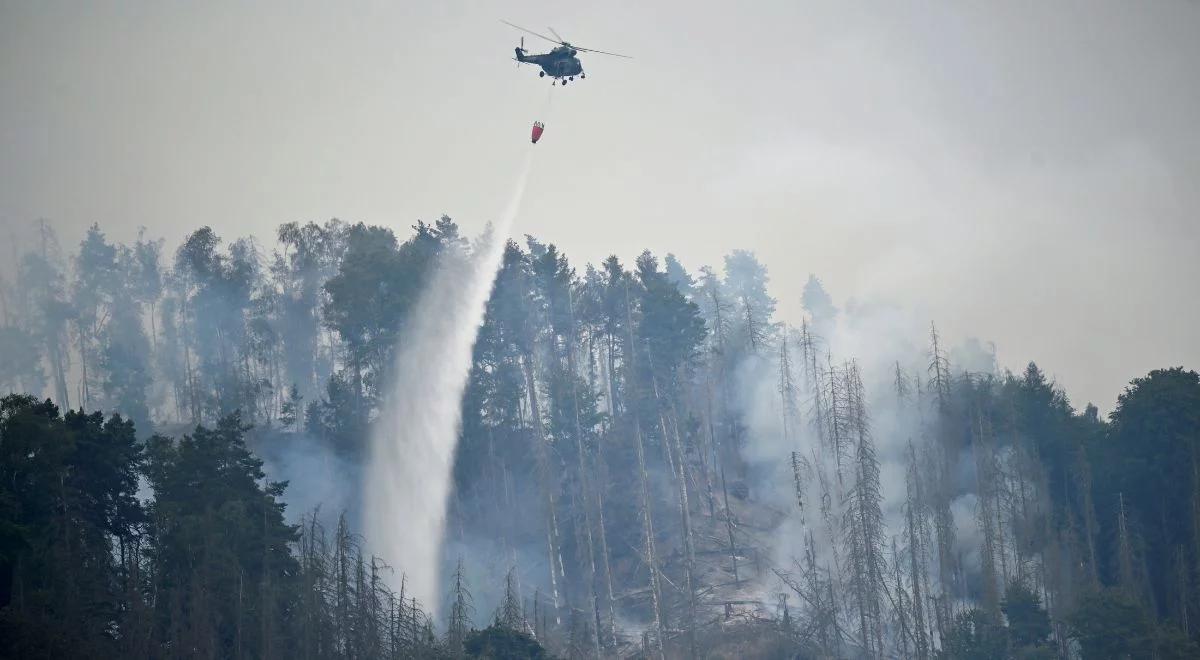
595,480 -> 619,645
1077,446 -> 1100,588
523,352 -> 566,623
697,388 -> 718,519
622,283 -> 666,660
973,409 -> 1001,617
666,406 -> 698,654
1117,492 -> 1136,591
48,333 -> 70,409
76,323 -> 90,410
181,298 -> 199,424
707,376 -> 739,584
565,291 -> 604,657
892,539 -> 912,660
261,502 -> 274,660
905,443 -> 930,659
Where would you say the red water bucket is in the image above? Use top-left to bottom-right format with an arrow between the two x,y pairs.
531,121 -> 544,144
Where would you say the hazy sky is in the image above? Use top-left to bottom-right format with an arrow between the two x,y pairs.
2,1 -> 1198,412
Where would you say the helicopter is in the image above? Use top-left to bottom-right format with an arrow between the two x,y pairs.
503,20 -> 632,85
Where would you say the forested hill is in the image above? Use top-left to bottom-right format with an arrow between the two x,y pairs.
1,219 -> 1198,659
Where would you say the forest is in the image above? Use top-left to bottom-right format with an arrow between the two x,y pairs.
0,218 -> 1197,659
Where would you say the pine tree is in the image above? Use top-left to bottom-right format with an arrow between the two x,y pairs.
841,362 -> 885,657
905,442 -> 931,659
445,558 -> 475,657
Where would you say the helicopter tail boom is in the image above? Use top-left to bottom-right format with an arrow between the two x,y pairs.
514,35 -> 530,63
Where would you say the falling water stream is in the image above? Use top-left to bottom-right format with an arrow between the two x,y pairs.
365,150 -> 533,617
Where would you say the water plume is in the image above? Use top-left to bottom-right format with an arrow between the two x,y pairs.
366,151 -> 532,617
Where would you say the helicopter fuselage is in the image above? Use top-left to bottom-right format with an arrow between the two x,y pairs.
515,46 -> 583,78
504,21 -> 629,82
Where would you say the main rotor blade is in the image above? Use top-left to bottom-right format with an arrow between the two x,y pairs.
500,20 -> 563,46
572,45 -> 633,59
547,26 -> 566,43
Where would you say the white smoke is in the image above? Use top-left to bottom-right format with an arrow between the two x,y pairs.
365,151 -> 532,618
724,296 -> 922,588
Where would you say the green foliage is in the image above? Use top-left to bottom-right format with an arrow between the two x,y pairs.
1153,623 -> 1200,660
280,383 -> 303,430
100,297 -> 153,432
0,395 -> 143,658
1068,588 -> 1154,659
1091,368 -> 1200,621
317,217 -> 464,438
464,623 -> 551,659
937,608 -> 1007,660
144,412 -> 300,658
305,371 -> 368,452
1,397 -> 435,658
1001,581 -> 1052,652
5,218 -> 1200,658
635,250 -> 706,389
722,249 -> 775,352
273,219 -> 346,397
1067,588 -> 1200,660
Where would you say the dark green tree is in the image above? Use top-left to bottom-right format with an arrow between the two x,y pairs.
1001,581 -> 1053,657
635,250 -> 706,393
0,395 -> 143,658
144,413 -> 300,659
1092,368 -> 1200,624
723,249 -> 775,353
1068,588 -> 1154,660
937,608 -> 1007,660
464,624 -> 550,659
323,219 -> 456,427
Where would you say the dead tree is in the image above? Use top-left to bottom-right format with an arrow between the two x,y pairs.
701,272 -> 740,583
645,340 -> 698,657
623,280 -> 667,660
1117,492 -> 1136,593
779,327 -> 801,444
973,408 -> 1001,618
521,351 -> 568,623
799,321 -> 829,451
894,361 -> 911,405
1074,444 -> 1100,589
841,362 -> 885,658
594,473 -> 619,645
495,567 -> 527,632
566,288 -> 606,657
926,323 -> 959,620
791,451 -> 808,522
927,322 -> 950,415
904,443 -> 931,659
826,357 -> 851,485
703,370 -> 739,585
890,538 -> 912,660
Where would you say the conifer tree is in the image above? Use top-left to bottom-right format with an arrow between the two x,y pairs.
445,558 -> 475,657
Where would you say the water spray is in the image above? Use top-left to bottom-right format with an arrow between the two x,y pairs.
365,149 -> 533,617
